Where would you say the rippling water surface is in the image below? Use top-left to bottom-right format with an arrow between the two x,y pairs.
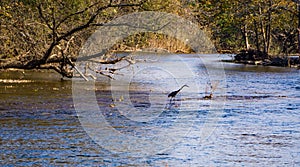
0,54 -> 299,166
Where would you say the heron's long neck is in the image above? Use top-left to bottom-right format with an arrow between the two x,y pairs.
178,85 -> 185,91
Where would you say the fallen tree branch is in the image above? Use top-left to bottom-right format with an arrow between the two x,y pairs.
39,63 -> 73,78
30,1 -> 145,69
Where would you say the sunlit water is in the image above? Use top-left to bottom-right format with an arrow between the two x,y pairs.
0,54 -> 299,166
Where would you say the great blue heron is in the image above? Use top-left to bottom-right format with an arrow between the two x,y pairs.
168,84 -> 189,100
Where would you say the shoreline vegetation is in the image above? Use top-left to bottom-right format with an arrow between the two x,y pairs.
1,0 -> 300,78
233,49 -> 300,69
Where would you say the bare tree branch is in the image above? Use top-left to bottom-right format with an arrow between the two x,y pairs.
55,2 -> 102,30
37,4 -> 53,31
36,1 -> 144,67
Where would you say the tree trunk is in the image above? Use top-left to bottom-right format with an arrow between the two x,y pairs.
254,20 -> 260,52
242,24 -> 250,50
259,6 -> 267,54
298,2 -> 300,55
266,0 -> 272,54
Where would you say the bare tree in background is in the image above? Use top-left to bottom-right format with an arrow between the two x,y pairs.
0,0 -> 146,78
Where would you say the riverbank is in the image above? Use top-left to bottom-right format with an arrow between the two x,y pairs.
232,50 -> 300,69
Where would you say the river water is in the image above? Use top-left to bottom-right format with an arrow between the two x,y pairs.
0,54 -> 299,166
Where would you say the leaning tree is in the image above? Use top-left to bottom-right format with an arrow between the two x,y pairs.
0,0 -> 147,79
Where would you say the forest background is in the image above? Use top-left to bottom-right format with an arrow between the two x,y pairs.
0,0 -> 299,77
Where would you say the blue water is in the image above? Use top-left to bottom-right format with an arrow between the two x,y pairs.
0,54 -> 299,166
